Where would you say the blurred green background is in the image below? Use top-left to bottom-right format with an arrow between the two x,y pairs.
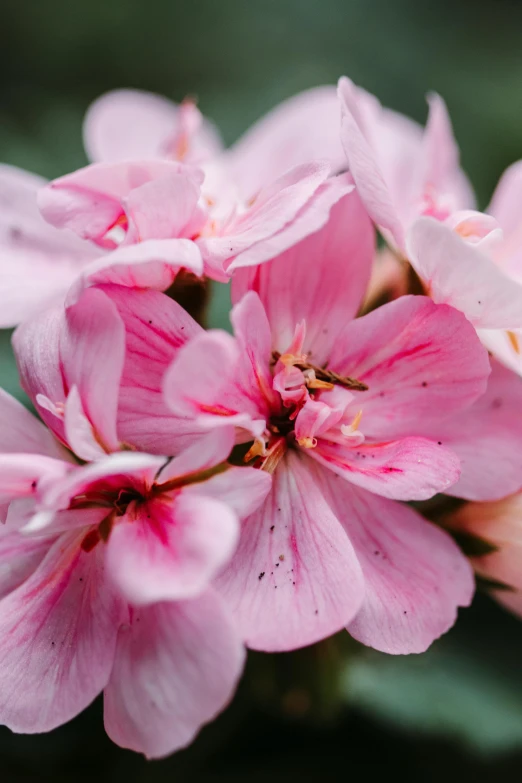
2,0 -> 522,779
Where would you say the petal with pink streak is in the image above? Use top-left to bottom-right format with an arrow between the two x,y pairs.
294,398 -> 345,445
327,295 -> 490,438
407,217 -> 522,328
164,329 -> 266,436
38,160 -> 199,246
0,525 -> 56,600
418,360 -> 522,501
232,191 -> 374,364
0,164 -> 99,327
215,449 -> 365,652
226,85 -> 345,199
101,285 -> 205,454
70,238 -> 202,300
0,531 -> 125,732
315,468 -> 474,653
83,89 -> 222,165
338,77 -> 405,249
230,291 -> 278,414
310,436 -> 460,501
103,590 -> 244,758
61,287 -> 125,453
0,388 -> 68,460
106,494 -> 239,605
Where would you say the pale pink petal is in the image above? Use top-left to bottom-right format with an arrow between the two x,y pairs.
164,329 -> 266,436
487,160 -> 522,279
420,93 -> 475,213
103,590 -> 244,758
0,454 -> 71,504
0,164 -> 99,326
69,238 -> 202,299
215,450 -> 365,651
188,466 -> 272,519
406,217 -> 522,328
224,172 -> 353,274
0,388 -> 68,460
124,173 -> 204,240
13,305 -> 68,443
38,160 -> 198,246
0,525 -> 56,600
338,77 -> 405,249
198,161 -> 331,277
226,85 -> 345,199
63,385 -> 108,462
294,398 -> 345,445
327,295 -> 490,438
156,429 -> 235,485
315,468 -> 474,653
232,191 -> 374,364
83,89 -> 222,165
418,361 -> 522,501
101,285 -> 205,454
0,532 -> 125,732
61,287 -> 125,453
106,494 -> 238,605
310,436 -> 460,500
478,328 -> 522,378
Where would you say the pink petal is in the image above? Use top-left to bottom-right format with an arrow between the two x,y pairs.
103,590 -> 244,758
0,388 -> 68,459
310,436 -> 460,501
0,532 -> 125,732
232,190 -> 374,364
70,238 -> 202,299
478,328 -> 522,377
101,284 -> 204,454
327,295 -> 490,438
0,454 -> 71,504
225,171 -> 353,274
124,173 -> 204,240
83,88 -> 222,165
61,287 -> 125,453
188,465 -> 272,519
164,329 -> 267,436
156,428 -> 235,485
316,469 -> 474,653
38,160 -> 198,246
487,160 -> 522,279
198,161 -> 331,277
419,360 -> 522,501
0,525 -> 55,600
338,77 -> 405,249
63,385 -> 108,462
226,85 -> 345,199
215,450 -> 365,651
106,494 -> 239,605
420,93 -> 475,213
407,217 -> 522,328
0,164 -> 98,326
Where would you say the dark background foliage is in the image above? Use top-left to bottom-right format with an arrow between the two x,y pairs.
1,1 -> 522,779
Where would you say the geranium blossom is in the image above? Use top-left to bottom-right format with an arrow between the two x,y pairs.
160,192 -> 507,655
0,85 -> 346,324
0,288 -> 271,756
337,77 -> 522,352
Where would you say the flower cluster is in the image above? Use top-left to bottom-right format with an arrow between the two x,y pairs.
0,79 -> 522,758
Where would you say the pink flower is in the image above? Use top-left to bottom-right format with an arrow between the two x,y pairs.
338,76 -> 522,351
83,86 -> 346,198
13,283 -> 207,458
161,191 -> 500,655
337,76 -> 475,253
38,158 -> 352,284
0,360 -> 271,756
